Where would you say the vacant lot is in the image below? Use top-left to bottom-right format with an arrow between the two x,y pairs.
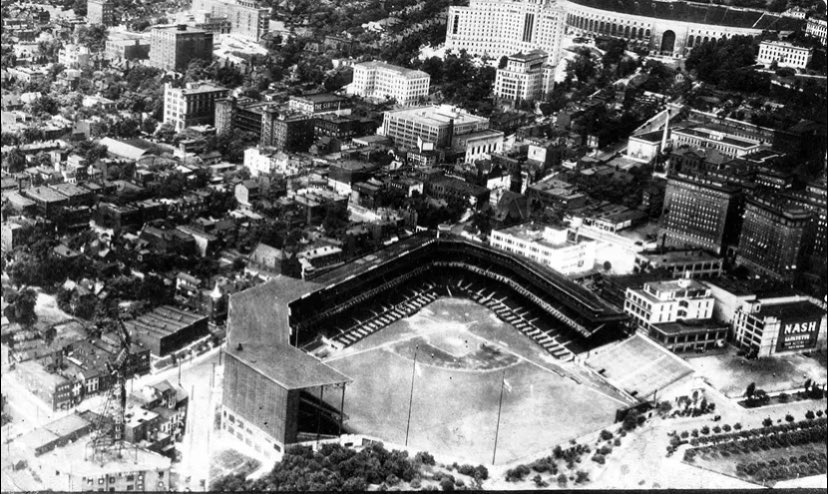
687,348 -> 827,398
324,299 -> 622,464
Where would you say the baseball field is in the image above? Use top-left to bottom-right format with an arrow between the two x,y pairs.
323,298 -> 626,464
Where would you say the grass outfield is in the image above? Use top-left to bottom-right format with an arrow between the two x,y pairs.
323,298 -> 623,464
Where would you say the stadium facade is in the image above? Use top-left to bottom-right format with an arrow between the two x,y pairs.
221,232 -> 628,458
560,0 -> 804,58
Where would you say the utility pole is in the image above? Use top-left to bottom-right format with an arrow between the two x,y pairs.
492,369 -> 507,465
404,345 -> 419,447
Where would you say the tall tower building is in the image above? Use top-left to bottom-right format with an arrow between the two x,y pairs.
736,196 -> 812,282
87,0 -> 114,26
660,174 -> 742,255
446,0 -> 566,63
149,25 -> 213,72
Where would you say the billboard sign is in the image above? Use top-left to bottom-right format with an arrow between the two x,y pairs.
776,318 -> 821,352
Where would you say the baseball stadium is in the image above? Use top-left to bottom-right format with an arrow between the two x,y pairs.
221,232 -> 693,464
561,0 -> 805,57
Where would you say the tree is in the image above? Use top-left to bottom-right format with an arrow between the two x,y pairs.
746,382 -> 756,398
75,24 -> 109,52
4,288 -> 38,326
4,148 -> 27,173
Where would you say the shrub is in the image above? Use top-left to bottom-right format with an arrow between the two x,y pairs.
691,429 -> 699,438
473,465 -> 489,481
531,475 -> 547,488
713,425 -> 722,433
680,430 -> 689,438
575,470 -> 590,484
779,392 -> 790,403
415,452 -> 436,466
592,454 -> 606,464
600,429 -> 613,441
613,438 -> 621,446
785,414 -> 794,423
439,478 -> 454,491
723,424 -> 732,432
763,418 -> 773,427
701,426 -> 710,435
805,410 -> 815,420
386,474 -> 400,486
410,479 -> 422,489
734,423 -> 742,430
456,464 -> 476,477
557,474 -> 568,487
599,445 -> 613,455
817,410 -> 823,417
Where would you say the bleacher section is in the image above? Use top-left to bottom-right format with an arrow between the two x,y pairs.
585,335 -> 694,399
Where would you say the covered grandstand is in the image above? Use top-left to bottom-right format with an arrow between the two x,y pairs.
287,232 -> 628,360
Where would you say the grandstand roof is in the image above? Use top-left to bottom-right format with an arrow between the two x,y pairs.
228,341 -> 350,390
227,277 -> 321,348
226,277 -> 349,390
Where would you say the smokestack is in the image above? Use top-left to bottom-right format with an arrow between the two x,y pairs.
660,110 -> 671,154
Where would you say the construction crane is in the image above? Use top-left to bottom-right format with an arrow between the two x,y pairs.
87,319 -> 132,464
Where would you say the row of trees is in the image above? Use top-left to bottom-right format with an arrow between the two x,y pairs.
683,416 -> 827,462
212,442 -> 478,491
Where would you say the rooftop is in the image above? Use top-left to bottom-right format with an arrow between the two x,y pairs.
42,412 -> 92,438
385,105 -> 488,127
639,249 -> 721,264
48,182 -> 90,198
357,60 -> 430,79
673,126 -> 760,150
124,306 -> 206,339
652,318 -> 728,336
757,300 -> 825,320
24,186 -> 68,204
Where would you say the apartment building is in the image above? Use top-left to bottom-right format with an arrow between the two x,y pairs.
349,61 -> 431,106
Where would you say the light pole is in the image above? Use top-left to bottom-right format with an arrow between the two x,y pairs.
492,369 -> 507,465
404,344 -> 419,447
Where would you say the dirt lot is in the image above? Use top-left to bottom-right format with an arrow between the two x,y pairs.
687,348 -> 827,398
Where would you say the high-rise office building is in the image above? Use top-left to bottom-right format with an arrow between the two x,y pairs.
493,49 -> 555,102
660,174 -> 742,255
736,196 -> 812,282
446,0 -> 566,63
149,25 -> 213,72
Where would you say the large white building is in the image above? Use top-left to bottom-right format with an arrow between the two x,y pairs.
489,222 -> 595,275
163,82 -> 229,132
349,61 -> 430,106
58,43 -> 92,69
493,49 -> 555,102
757,40 -> 813,69
806,16 -> 826,45
445,0 -> 566,63
244,147 -> 298,177
624,278 -> 715,329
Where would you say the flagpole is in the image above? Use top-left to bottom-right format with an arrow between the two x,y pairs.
404,344 -> 419,447
492,368 -> 506,465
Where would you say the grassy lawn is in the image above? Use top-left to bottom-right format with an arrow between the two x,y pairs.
209,449 -> 261,482
688,442 -> 826,485
323,299 -> 621,465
